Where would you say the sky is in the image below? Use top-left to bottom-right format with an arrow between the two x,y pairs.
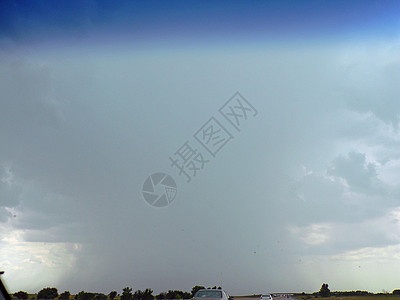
1,0 -> 400,296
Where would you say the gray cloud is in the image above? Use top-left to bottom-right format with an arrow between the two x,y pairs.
1,42 -> 400,294
340,45 -> 400,127
328,152 -> 382,194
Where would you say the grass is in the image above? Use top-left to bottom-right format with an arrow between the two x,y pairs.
294,296 -> 400,300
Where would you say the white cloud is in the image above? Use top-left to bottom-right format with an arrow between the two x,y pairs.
0,225 -> 81,292
290,223 -> 332,246
296,243 -> 400,293
290,206 -> 400,254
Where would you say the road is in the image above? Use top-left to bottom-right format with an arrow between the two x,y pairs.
237,295 -> 296,300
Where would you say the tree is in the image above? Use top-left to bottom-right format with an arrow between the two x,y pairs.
191,286 -> 205,297
155,293 -> 166,300
94,294 -> 107,300
143,289 -> 154,300
121,288 -> 133,300
393,290 -> 400,295
165,291 -> 189,300
108,292 -> 118,300
319,284 -> 330,298
59,291 -> 70,300
37,288 -> 59,300
14,291 -> 28,299
166,291 -> 176,299
133,289 -> 153,300
75,291 -> 95,300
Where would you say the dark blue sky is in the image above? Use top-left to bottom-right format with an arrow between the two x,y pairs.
1,0 -> 399,47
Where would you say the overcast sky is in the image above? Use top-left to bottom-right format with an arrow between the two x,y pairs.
1,0 -> 400,296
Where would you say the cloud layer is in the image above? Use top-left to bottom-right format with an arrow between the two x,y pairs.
1,39 -> 400,294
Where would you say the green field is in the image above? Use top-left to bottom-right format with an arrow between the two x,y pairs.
295,296 -> 400,300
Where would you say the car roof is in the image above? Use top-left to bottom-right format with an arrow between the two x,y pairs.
0,275 -> 11,300
195,289 -> 227,294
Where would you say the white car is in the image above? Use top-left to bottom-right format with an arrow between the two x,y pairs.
260,295 -> 273,300
193,289 -> 233,300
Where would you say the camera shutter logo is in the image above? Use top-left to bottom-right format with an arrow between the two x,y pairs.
142,172 -> 177,207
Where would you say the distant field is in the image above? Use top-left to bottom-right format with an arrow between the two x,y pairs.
16,295 -> 400,300
294,296 -> 400,300
235,295 -> 400,300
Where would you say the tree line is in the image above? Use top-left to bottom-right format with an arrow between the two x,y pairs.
12,285 -> 222,300
297,283 -> 400,299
